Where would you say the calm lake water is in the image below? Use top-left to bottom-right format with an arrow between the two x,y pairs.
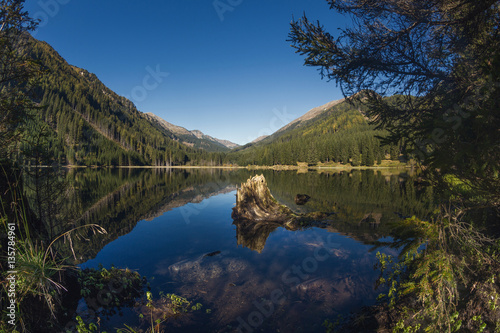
59,168 -> 434,332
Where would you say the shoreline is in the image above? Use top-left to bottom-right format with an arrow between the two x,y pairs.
24,164 -> 412,171
23,160 -> 413,171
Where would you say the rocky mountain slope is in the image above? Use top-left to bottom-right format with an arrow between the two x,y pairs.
145,113 -> 239,152
25,36 -> 233,166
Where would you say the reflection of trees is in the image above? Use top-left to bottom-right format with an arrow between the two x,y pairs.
233,211 -> 389,253
264,170 -> 434,219
52,168 -> 250,263
45,168 -> 435,262
23,165 -> 67,240
232,170 -> 436,253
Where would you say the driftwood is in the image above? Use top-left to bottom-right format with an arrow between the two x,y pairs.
231,175 -> 332,232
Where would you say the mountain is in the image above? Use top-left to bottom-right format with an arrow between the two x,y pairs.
144,113 -> 239,151
23,36 -> 228,166
190,131 -> 240,150
20,35 -> 397,168
251,135 -> 269,144
242,100 -> 346,148
274,98 -> 345,134
228,97 -> 401,166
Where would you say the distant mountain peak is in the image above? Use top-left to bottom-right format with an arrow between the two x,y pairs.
190,130 -> 204,139
251,135 -> 269,144
145,113 -> 239,150
276,98 -> 345,134
144,113 -> 192,136
231,94 -> 390,167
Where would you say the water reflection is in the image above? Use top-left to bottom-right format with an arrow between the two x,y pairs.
52,168 -> 250,263
233,219 -> 281,253
58,168 -> 435,332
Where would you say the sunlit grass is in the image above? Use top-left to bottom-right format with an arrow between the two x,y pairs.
16,238 -> 68,317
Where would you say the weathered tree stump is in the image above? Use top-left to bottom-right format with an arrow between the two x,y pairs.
232,175 -> 333,232
231,174 -> 294,223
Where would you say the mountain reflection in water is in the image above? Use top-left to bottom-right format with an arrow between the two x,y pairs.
64,168 -> 434,332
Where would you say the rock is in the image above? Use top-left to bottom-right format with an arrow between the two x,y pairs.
295,194 -> 311,205
167,256 -> 247,282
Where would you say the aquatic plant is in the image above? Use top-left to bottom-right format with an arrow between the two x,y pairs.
78,265 -> 146,317
74,316 -> 99,333
116,291 -> 206,333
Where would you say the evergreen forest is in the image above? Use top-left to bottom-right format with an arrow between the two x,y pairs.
10,36 -> 403,169
229,98 -> 403,166
19,37 -> 227,167
1,0 -> 499,332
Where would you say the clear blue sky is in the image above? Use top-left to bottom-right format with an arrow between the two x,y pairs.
25,0 -> 351,145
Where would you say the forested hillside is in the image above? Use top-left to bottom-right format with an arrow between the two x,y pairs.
144,112 -> 237,152
21,36 -> 225,166
19,36 -> 402,168
228,98 -> 402,166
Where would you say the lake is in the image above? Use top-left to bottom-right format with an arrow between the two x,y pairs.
56,168 -> 434,332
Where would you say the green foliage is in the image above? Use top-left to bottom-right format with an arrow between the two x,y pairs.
1,205 -> 106,331
289,0 -> 500,205
1,206 -> 105,331
375,208 -> 500,332
289,4 -> 500,331
117,291 -> 205,333
323,315 -> 344,333
0,0 -> 40,162
78,265 -> 146,315
15,238 -> 68,317
78,270 -> 206,333
229,99 -> 398,166
74,316 -> 98,333
162,293 -> 202,314
14,36 -> 229,167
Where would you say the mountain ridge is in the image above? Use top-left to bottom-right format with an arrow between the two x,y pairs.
26,36 -> 228,166
274,98 -> 346,135
228,96 -> 399,166
21,35 -> 396,168
144,113 -> 239,151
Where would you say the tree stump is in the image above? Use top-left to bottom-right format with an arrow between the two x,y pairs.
232,175 -> 333,231
231,174 -> 294,223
